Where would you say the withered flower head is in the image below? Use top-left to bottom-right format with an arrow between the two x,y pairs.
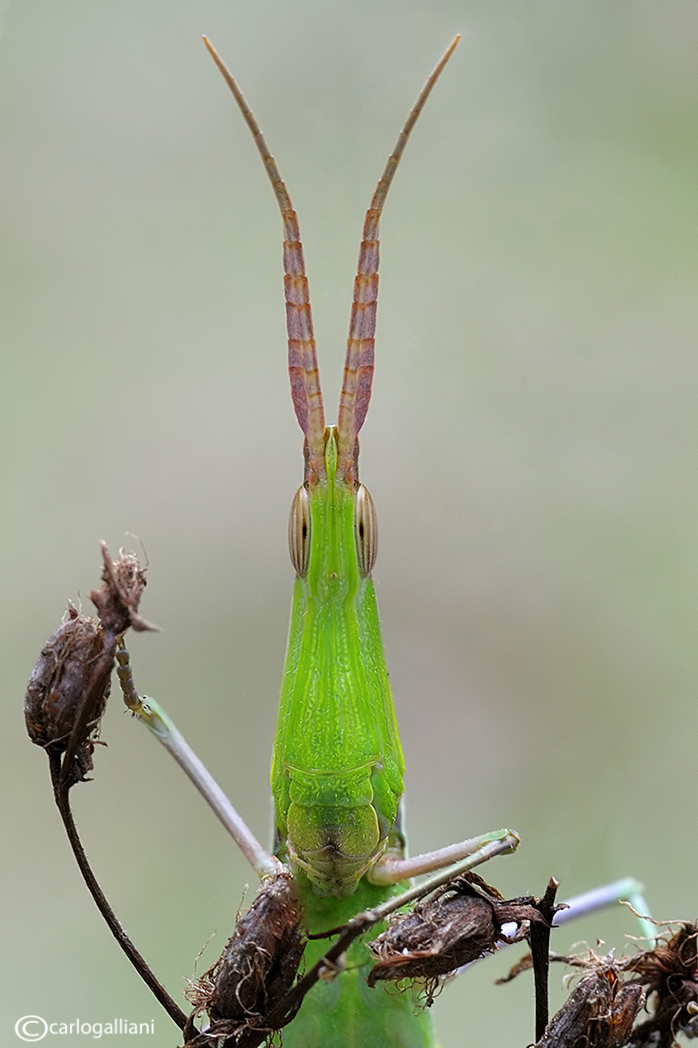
25,605 -> 111,784
25,543 -> 157,787
515,922 -> 698,1047
368,875 -> 544,995
538,961 -> 645,1048
186,869 -> 305,1043
623,920 -> 698,1047
90,542 -> 158,635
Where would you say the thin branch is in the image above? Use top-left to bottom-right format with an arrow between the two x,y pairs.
530,877 -> 559,1041
49,751 -> 188,1030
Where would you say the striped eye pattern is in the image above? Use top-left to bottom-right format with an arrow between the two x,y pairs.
289,486 -> 311,577
354,484 -> 377,577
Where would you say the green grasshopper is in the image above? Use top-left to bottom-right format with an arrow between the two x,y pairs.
215,36 -> 520,1044
30,36 -> 649,1048
177,35 -> 519,1045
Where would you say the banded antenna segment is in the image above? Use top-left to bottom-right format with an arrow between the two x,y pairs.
204,36 -> 327,483
204,35 -> 460,487
335,35 -> 460,483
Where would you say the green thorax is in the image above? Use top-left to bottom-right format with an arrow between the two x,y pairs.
272,428 -> 405,896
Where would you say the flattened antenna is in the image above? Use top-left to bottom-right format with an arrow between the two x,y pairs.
204,37 -> 327,483
335,36 -> 460,483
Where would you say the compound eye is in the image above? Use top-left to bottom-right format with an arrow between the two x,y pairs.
354,484 -> 377,577
289,486 -> 311,577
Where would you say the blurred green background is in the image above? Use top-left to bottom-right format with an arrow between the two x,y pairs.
3,2 -> 698,1045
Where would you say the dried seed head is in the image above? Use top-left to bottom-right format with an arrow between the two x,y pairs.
186,869 -> 305,1040
511,921 -> 698,1046
538,964 -> 645,1048
622,920 -> 698,1046
369,890 -> 497,989
368,876 -> 544,994
90,543 -> 158,635
25,544 -> 157,787
25,605 -> 111,783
